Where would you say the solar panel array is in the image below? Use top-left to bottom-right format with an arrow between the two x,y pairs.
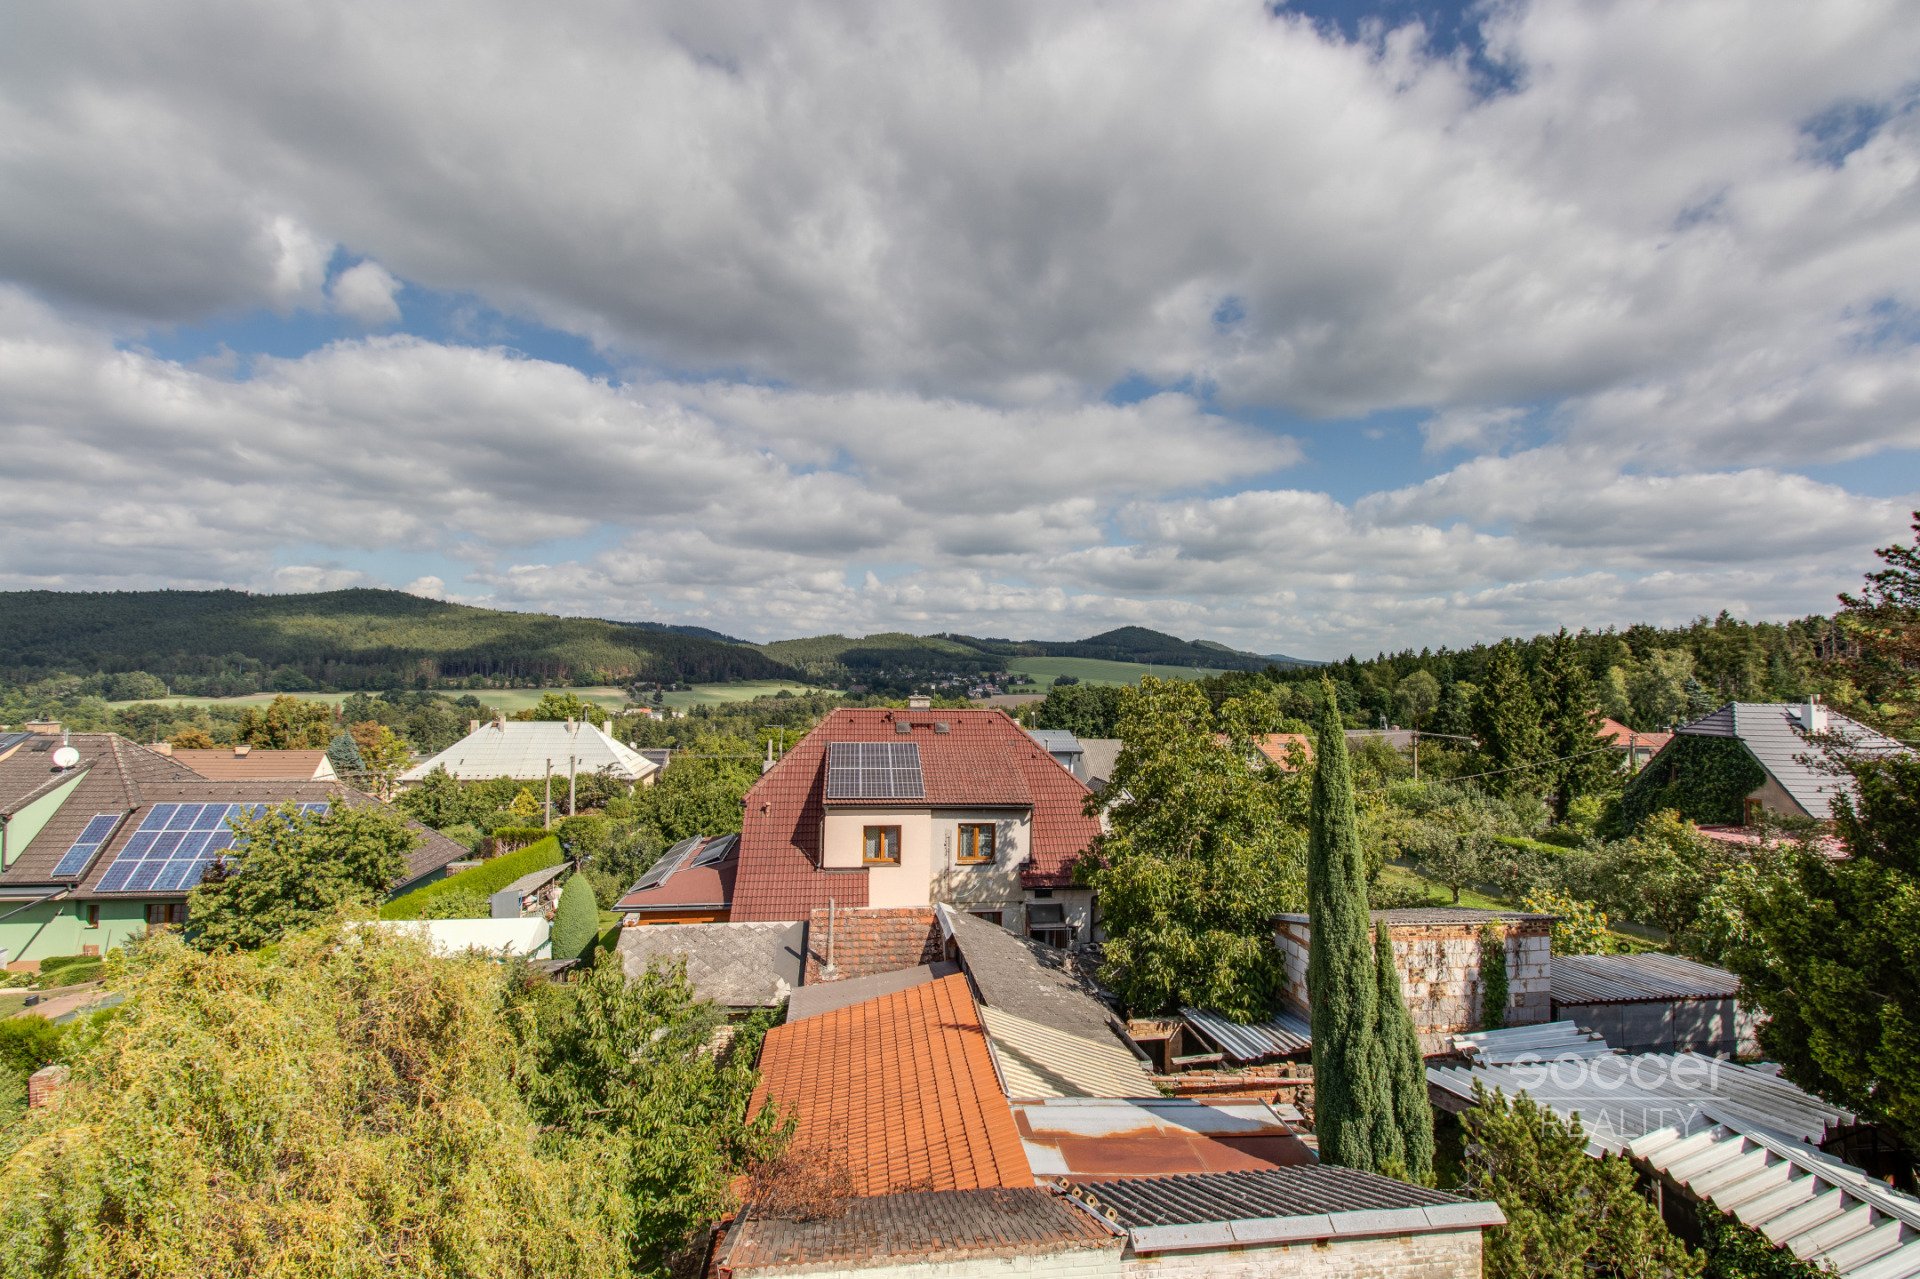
51,814 -> 123,878
0,730 -> 33,753
630,833 -> 739,892
94,801 -> 330,894
824,741 -> 925,800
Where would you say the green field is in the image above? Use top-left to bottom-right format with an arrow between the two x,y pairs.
1002,656 -> 1225,687
107,682 -> 824,714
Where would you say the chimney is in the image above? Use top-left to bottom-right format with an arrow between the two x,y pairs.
23,721 -> 60,735
232,745 -> 251,757
149,741 -> 173,756
1805,696 -> 1828,735
468,719 -> 480,735
907,695 -> 932,710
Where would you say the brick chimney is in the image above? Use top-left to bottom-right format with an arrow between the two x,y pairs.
28,1064 -> 69,1109
149,741 -> 173,756
907,695 -> 932,710
233,744 -> 252,757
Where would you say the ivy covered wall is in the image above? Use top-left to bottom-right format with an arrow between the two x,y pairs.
1618,735 -> 1767,828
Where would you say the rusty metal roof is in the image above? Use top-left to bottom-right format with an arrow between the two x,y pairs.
1015,1097 -> 1314,1181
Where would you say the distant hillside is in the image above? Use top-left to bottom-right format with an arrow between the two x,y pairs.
757,625 -> 1315,683
0,589 -> 795,695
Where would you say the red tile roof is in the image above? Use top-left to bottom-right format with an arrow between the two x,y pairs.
1250,733 -> 1313,770
730,709 -> 1099,922
1598,719 -> 1673,753
613,836 -> 738,913
749,973 -> 1036,1197
169,748 -> 334,781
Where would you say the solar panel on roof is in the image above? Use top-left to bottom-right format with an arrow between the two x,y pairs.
824,741 -> 925,800
51,813 -> 123,878
92,800 -> 330,894
0,731 -> 32,753
632,836 -> 703,892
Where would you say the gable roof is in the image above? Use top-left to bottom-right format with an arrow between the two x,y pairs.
612,834 -> 738,914
1674,702 -> 1910,819
731,709 -> 1101,922
398,719 -> 658,784
1597,719 -> 1672,754
615,921 -> 804,1007
0,735 -> 466,897
170,748 -> 336,781
749,972 -> 1035,1196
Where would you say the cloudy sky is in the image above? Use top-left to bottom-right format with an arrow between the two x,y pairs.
3,0 -> 1916,658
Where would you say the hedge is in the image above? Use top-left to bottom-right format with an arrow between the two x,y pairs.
1491,834 -> 1571,857
381,836 -> 566,920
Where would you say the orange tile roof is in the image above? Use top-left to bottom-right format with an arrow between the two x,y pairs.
749,973 -> 1035,1197
1597,719 -> 1673,753
1250,733 -> 1313,769
170,748 -> 333,781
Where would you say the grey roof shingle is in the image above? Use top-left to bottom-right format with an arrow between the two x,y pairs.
719,1188 -> 1118,1274
941,905 -> 1117,1042
616,921 -> 804,1007
1675,702 -> 1910,820
786,962 -> 959,1022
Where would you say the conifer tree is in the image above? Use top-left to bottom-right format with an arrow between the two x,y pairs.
1307,683 -> 1394,1169
1537,629 -> 1605,823
551,873 -> 599,963
1375,923 -> 1435,1182
1472,642 -> 1546,799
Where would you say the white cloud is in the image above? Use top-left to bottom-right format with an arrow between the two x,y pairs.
328,260 -> 402,325
0,2 -> 1914,655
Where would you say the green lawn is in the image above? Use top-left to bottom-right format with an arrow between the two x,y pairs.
1002,656 -> 1225,687
656,680 -> 829,709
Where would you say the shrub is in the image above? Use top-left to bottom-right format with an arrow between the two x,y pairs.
420,888 -> 492,920
551,875 -> 598,963
35,958 -> 103,987
381,837 -> 565,920
1478,924 -> 1509,1031
483,825 -> 552,856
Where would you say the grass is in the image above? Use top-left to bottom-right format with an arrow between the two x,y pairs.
0,991 -> 28,1018
107,681 -> 827,714
1002,656 -> 1225,687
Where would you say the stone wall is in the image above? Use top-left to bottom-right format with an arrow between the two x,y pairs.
1120,1228 -> 1486,1278
1276,916 -> 1551,1038
803,906 -> 943,983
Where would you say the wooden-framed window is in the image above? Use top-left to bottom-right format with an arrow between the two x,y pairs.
862,825 -> 902,865
85,904 -> 99,928
956,823 -> 996,864
145,903 -> 186,928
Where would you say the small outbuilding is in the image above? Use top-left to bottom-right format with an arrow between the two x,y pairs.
1550,952 -> 1761,1057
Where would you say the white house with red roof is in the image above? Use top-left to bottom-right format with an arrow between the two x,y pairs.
727,707 -> 1102,946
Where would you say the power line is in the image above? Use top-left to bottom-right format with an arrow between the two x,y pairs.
1442,744 -> 1618,783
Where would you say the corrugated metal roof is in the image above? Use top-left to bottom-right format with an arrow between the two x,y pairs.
1428,1053 -> 1856,1155
1065,1167 -> 1504,1252
1631,1112 -> 1920,1278
1552,953 -> 1742,1005
1674,703 -> 1911,820
1181,1006 -> 1312,1062
1450,1020 -> 1617,1064
980,1005 -> 1158,1100
1016,1097 -> 1315,1180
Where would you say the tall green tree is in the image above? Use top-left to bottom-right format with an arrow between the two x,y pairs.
1835,510 -> 1920,735
1537,629 -> 1607,823
1077,678 -> 1308,1018
1375,923 -> 1434,1182
1719,752 -> 1920,1150
234,694 -> 337,749
1459,1084 -> 1702,1279
187,803 -> 416,952
1472,643 -> 1547,799
1306,685 -> 1395,1169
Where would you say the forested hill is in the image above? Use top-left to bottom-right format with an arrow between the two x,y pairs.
0,589 -> 795,693
754,625 -> 1319,681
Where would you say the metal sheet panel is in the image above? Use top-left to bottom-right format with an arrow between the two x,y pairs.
1632,1113 -> 1920,1278
1551,953 -> 1743,1005
1181,1006 -> 1312,1062
1450,1020 -> 1616,1064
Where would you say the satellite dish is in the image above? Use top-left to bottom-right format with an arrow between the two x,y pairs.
51,745 -> 80,769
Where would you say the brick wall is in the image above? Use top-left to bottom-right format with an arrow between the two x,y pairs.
803,906 -> 943,983
27,1064 -> 69,1109
1277,918 -> 1552,1037
1121,1227 -> 1486,1278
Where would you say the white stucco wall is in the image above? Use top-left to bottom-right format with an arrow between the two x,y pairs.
820,806 -> 1035,914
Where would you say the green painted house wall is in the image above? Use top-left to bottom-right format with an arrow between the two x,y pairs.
0,768 -> 90,869
0,899 -> 151,966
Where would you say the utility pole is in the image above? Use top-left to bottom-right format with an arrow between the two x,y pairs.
544,758 -> 553,829
568,753 -> 577,816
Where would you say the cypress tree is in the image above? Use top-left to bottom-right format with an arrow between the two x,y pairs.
1307,683 -> 1394,1169
1375,923 -> 1435,1182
